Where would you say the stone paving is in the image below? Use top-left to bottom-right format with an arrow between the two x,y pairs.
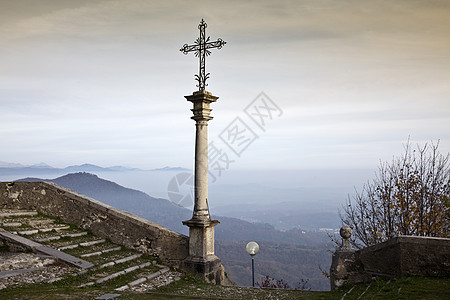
0,209 -> 181,296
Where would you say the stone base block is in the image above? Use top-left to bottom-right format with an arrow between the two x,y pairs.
182,218 -> 219,258
330,250 -> 369,290
180,255 -> 233,285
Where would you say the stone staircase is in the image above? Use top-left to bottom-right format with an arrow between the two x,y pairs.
0,209 -> 181,295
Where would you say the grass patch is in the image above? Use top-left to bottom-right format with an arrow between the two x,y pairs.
335,276 -> 450,300
0,283 -> 108,300
1,276 -> 449,299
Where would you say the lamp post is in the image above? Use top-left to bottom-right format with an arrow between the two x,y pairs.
246,241 -> 260,287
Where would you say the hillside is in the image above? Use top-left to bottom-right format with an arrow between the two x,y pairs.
18,172 -> 332,290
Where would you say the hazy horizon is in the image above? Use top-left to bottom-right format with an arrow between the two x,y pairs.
0,164 -> 373,230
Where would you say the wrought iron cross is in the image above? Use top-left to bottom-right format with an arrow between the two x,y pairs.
180,19 -> 226,91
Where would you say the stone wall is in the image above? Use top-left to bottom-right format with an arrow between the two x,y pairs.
330,234 -> 450,289
0,181 -> 189,267
359,236 -> 450,277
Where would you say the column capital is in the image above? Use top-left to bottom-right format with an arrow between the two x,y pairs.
185,90 -> 219,103
186,90 -> 219,122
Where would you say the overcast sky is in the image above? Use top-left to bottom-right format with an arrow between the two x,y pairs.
1,0 -> 449,171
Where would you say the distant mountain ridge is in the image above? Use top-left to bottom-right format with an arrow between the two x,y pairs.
0,161 -> 190,175
63,164 -> 137,172
0,161 -> 54,169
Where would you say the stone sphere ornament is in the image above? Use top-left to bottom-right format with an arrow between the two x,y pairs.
340,226 -> 352,239
339,226 -> 353,251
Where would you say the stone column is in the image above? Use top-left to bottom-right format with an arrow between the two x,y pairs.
181,90 -> 222,283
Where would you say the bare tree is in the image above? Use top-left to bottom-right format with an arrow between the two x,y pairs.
340,141 -> 449,248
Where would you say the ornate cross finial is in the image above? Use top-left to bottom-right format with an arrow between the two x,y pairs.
180,19 -> 226,91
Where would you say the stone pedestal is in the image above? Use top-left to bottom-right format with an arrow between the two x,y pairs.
181,90 -> 226,284
330,249 -> 359,290
183,218 -> 219,258
330,226 -> 368,289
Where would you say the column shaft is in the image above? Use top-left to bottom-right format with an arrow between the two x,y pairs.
193,121 -> 209,219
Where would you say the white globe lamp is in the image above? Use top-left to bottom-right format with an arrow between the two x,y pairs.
246,241 -> 260,286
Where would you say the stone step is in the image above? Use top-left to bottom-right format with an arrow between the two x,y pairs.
65,232 -> 89,238
34,231 -> 88,243
36,227 -> 54,233
26,218 -> 55,227
114,267 -> 170,292
62,240 -> 120,256
34,236 -> 62,242
46,236 -> 104,250
58,239 -> 106,251
58,244 -> 80,251
1,217 -> 58,230
80,247 -> 122,258
18,229 -> 39,235
1,222 -> 22,227
0,210 -> 38,218
79,261 -> 153,287
80,239 -> 106,247
37,225 -> 71,233
98,254 -> 142,269
3,220 -> 67,232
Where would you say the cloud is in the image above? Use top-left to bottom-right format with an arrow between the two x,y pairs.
0,0 -> 449,169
